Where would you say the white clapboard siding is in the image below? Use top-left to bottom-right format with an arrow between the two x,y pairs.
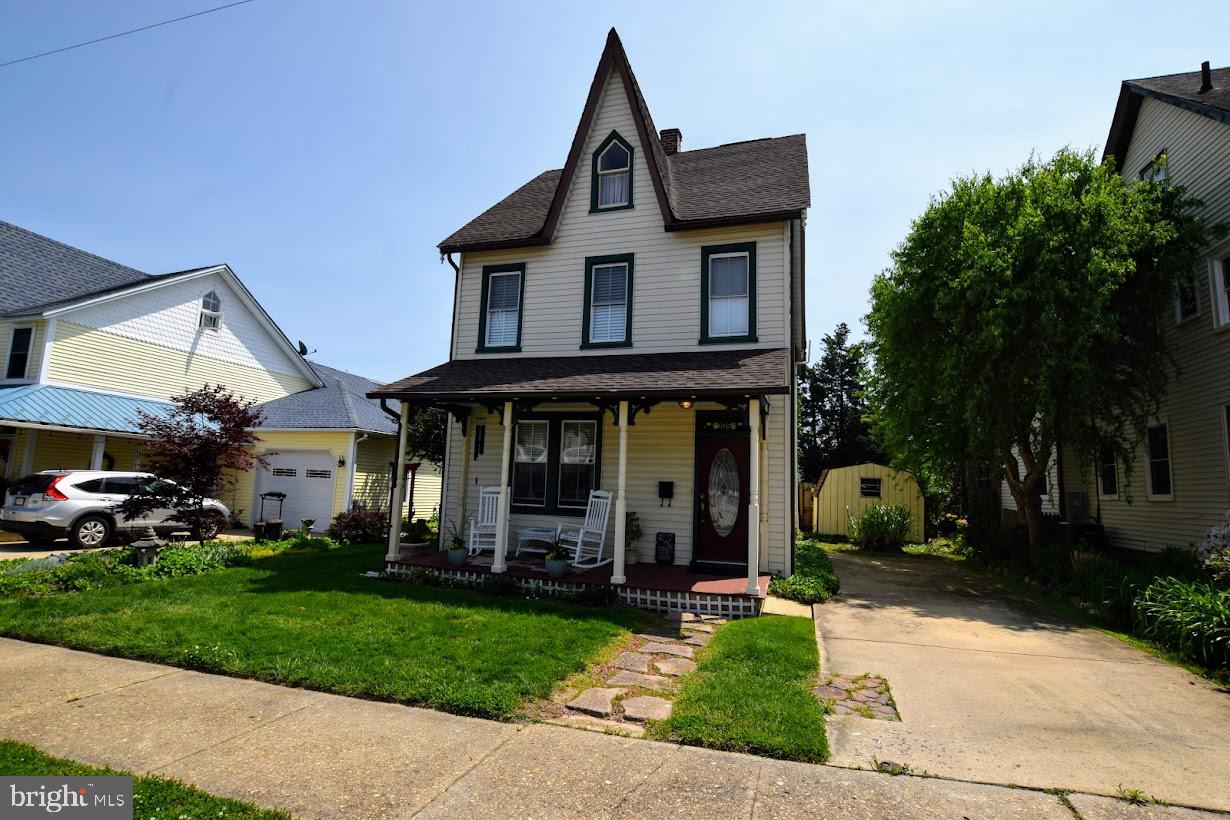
1082,97 -> 1230,551
452,67 -> 790,359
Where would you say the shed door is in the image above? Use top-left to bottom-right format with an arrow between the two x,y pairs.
256,450 -> 335,531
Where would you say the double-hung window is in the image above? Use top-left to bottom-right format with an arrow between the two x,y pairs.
700,243 -> 757,343
512,421 -> 549,505
1215,256 -> 1230,328
1175,273 -> 1200,323
478,264 -> 525,352
5,327 -> 33,380
1097,442 -> 1118,498
591,132 -> 633,212
583,254 -> 633,347
510,415 -> 602,515
558,421 -> 597,507
1146,424 -> 1173,500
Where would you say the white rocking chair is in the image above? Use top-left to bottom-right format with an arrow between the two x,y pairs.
467,486 -> 501,556
555,490 -> 613,568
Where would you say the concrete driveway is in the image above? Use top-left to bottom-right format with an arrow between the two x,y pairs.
815,551 -> 1230,811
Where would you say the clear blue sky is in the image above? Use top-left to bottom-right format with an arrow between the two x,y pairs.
2,0 -> 1227,382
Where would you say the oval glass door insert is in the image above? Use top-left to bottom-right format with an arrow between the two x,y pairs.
708,448 -> 740,537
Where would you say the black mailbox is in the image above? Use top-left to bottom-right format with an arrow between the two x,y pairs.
658,481 -> 674,507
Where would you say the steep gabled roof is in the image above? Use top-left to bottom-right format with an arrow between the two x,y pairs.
1104,64 -> 1230,169
256,362 -> 396,434
0,220 -> 150,316
438,29 -> 810,254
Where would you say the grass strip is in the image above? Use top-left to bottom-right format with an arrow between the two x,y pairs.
0,740 -> 287,819
653,615 -> 828,762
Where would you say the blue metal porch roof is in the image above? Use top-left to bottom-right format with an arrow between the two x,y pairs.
0,384 -> 173,435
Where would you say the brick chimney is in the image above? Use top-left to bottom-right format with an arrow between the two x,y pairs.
659,128 -> 683,156
1200,60 -> 1213,93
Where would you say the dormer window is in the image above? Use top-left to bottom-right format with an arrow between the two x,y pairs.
199,290 -> 222,330
591,132 -> 633,212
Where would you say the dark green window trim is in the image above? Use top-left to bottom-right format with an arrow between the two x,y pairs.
581,253 -> 634,349
699,242 -> 758,344
590,131 -> 634,214
475,263 -> 526,354
508,412 -> 603,517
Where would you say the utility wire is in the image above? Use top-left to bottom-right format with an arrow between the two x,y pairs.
0,0 -> 256,69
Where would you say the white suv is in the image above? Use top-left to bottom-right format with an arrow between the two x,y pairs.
0,471 -> 230,549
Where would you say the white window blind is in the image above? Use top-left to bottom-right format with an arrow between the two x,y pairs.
597,142 -> 630,208
590,263 -> 627,342
485,272 -> 521,347
709,253 -> 749,336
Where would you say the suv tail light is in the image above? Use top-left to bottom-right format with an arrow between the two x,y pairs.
44,476 -> 69,501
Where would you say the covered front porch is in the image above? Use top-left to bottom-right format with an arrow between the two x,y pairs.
389,549 -> 771,617
369,348 -> 793,615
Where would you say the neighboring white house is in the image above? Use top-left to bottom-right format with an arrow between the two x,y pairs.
1002,63 -> 1230,552
0,221 -> 439,541
371,29 -> 809,613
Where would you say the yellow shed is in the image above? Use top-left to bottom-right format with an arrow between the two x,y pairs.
811,463 -> 925,543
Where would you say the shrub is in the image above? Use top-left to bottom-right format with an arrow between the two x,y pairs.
848,504 -> 911,552
1133,578 -> 1230,669
402,518 -> 431,543
148,542 -> 251,578
1196,512 -> 1230,586
769,536 -> 841,605
325,508 -> 388,544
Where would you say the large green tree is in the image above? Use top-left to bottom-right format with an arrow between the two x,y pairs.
865,148 -> 1217,551
797,323 -> 884,483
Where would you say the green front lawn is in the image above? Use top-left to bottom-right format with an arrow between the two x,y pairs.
0,740 -> 287,819
0,544 -> 645,719
652,614 -> 828,762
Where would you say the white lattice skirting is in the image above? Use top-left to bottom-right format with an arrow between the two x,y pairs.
384,562 -> 761,618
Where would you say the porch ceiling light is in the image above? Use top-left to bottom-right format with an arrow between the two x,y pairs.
678,399 -> 694,410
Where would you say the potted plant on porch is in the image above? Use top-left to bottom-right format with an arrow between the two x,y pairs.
445,520 -> 467,568
624,511 -> 642,565
545,539 -> 570,579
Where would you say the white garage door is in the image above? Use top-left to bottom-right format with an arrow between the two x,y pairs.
255,450 -> 336,531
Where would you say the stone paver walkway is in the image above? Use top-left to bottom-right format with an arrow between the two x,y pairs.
561,612 -> 719,730
2,638 -> 1215,818
814,673 -> 899,720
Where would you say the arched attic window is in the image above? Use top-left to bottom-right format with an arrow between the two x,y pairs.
199,290 -> 222,330
591,132 -> 633,212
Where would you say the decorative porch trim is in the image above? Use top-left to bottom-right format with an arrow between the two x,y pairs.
383,561 -> 761,618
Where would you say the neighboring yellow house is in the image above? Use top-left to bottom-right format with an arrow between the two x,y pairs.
809,463 -> 925,543
0,220 -> 440,535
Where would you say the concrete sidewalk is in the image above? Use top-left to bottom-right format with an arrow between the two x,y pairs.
0,638 -> 1179,819
0,639 -> 1161,816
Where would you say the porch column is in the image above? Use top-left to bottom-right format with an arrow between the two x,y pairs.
611,400 -> 629,585
457,415 -> 473,529
746,398 -> 761,595
493,400 -> 513,573
89,435 -> 106,470
386,401 -> 410,562
21,430 -> 36,475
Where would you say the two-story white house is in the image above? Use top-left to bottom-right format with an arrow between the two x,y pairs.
373,30 -> 809,614
0,220 -> 439,544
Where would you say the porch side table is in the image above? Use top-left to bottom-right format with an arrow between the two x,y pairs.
515,527 -> 557,557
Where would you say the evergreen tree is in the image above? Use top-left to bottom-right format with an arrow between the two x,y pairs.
798,323 -> 884,483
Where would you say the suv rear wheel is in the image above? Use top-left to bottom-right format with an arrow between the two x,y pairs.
70,515 -> 112,549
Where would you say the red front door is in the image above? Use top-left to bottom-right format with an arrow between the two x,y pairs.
694,413 -> 750,565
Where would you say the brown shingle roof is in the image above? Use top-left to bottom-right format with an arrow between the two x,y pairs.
1104,64 -> 1230,168
438,30 -> 809,254
369,348 -> 790,401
